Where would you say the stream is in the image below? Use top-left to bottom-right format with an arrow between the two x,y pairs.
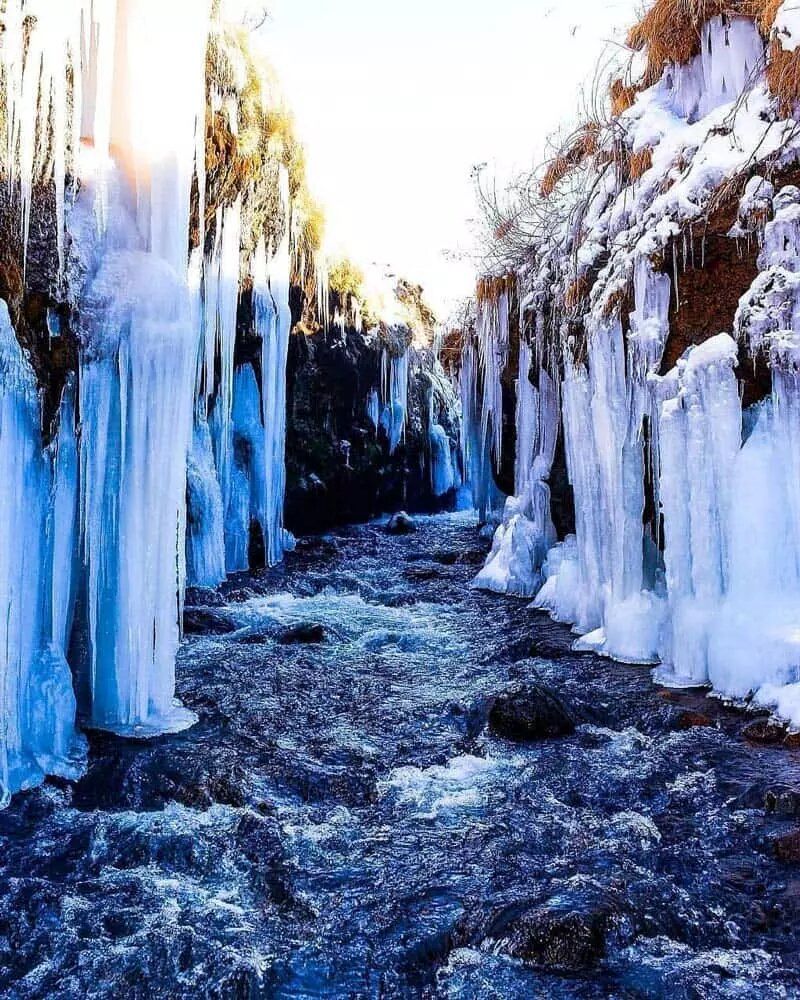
2,511 -> 800,998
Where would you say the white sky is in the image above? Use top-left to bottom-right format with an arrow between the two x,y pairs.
261,0 -> 641,316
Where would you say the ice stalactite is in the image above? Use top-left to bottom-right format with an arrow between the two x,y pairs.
367,389 -> 381,431
78,248 -> 200,736
459,337 -> 501,521
429,423 -> 456,497
0,303 -> 84,803
225,364 -> 267,573
653,334 -> 742,687
72,0 -> 212,735
640,185 -> 800,715
474,337 -> 558,597
477,290 -> 509,472
381,346 -> 410,455
259,170 -> 294,567
187,416 -> 227,589
206,198 -> 244,513
535,260 -> 671,663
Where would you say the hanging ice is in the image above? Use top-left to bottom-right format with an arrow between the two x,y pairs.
257,171 -> 294,567
381,345 -> 410,455
474,338 -> 558,597
0,303 -> 84,803
71,0 -> 211,735
187,416 -> 227,589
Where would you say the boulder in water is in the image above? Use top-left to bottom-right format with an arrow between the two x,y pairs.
183,608 -> 239,636
386,511 -> 418,535
483,895 -> 613,971
488,683 -> 575,742
277,623 -> 327,645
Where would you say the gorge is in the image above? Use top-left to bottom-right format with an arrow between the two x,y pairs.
3,0 -> 800,997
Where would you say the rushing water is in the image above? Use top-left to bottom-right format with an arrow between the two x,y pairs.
2,511 -> 800,998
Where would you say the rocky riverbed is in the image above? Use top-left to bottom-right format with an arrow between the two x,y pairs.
2,512 -> 800,998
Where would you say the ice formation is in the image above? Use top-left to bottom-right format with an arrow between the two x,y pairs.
0,303 -> 84,803
465,3 -> 800,724
0,0 -> 304,798
381,346 -> 410,455
474,338 -> 558,597
257,174 -> 294,567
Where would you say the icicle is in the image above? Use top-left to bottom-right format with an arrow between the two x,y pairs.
260,169 -> 294,567
0,302 -> 84,802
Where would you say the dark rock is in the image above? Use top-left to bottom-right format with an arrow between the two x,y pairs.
744,718 -> 789,744
235,630 -> 272,645
488,684 -> 575,742
484,897 -> 613,972
225,587 -> 260,604
184,587 -> 226,608
277,623 -> 326,645
386,511 -> 418,535
773,829 -> 800,863
183,608 -> 238,636
765,786 -> 800,818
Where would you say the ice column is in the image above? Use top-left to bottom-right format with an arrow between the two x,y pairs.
76,0 -> 212,734
259,169 -> 294,567
474,338 -> 558,597
381,346 -> 410,455
0,303 -> 84,803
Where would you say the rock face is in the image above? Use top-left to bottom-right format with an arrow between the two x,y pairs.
284,327 -> 458,535
488,684 -> 576,742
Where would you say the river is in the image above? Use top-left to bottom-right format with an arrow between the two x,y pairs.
1,511 -> 800,998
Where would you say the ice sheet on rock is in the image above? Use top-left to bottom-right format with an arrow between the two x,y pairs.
187,416 -> 227,589
225,364 -> 267,574
0,303 -> 84,803
429,423 -> 456,497
78,248 -> 199,737
459,335 -> 504,521
474,342 -> 558,598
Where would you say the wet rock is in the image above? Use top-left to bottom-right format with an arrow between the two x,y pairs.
277,623 -> 327,645
675,710 -> 716,731
743,718 -> 789,744
225,587 -> 260,604
235,630 -> 272,645
488,684 -> 575,742
185,587 -> 226,608
773,829 -> 800,863
386,511 -> 418,535
183,608 -> 239,636
484,897 -> 613,972
766,786 -> 800,818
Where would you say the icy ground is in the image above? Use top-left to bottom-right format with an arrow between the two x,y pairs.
2,513 -> 800,997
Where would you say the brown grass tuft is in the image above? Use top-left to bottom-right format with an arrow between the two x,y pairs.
564,274 -> 590,312
540,124 -> 600,198
630,147 -> 654,180
476,275 -> 515,305
610,77 -> 640,116
767,37 -> 800,112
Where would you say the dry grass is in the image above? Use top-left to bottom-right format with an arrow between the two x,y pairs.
564,274 -> 590,312
540,124 -> 600,198
766,39 -> 800,112
610,77 -> 640,116
630,147 -> 654,180
476,274 -> 515,304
